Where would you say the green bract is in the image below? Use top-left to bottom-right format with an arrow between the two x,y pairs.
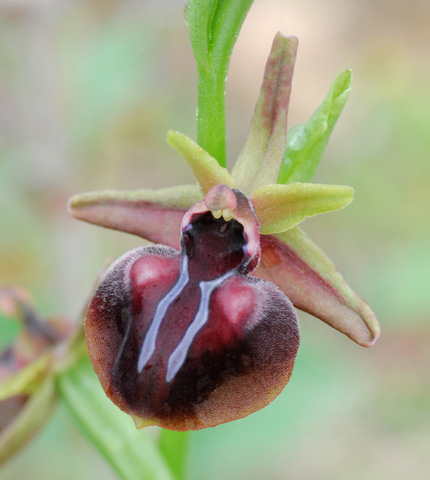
279,68 -> 353,183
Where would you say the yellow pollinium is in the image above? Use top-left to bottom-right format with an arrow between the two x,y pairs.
222,209 -> 233,221
211,209 -> 233,221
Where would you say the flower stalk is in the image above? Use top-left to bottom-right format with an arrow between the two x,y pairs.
186,0 -> 254,165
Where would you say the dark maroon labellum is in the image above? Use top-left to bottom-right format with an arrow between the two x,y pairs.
86,185 -> 299,430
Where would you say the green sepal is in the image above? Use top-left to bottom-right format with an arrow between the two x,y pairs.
232,33 -> 298,193
255,227 -> 380,347
69,184 -> 202,211
278,69 -> 352,184
250,182 -> 354,234
167,131 -> 233,193
57,358 -> 175,480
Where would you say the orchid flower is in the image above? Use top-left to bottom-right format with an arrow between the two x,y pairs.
68,33 -> 380,431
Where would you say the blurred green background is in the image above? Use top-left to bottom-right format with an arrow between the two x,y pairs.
1,0 -> 429,479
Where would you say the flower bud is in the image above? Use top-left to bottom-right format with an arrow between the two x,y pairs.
0,287 -> 67,465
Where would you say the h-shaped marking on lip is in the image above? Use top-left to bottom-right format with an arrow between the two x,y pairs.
136,253 -> 233,382
137,254 -> 189,374
165,270 -> 233,383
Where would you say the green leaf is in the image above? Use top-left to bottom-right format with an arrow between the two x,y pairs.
159,430 -> 189,480
167,131 -> 233,193
232,33 -> 298,193
255,227 -> 380,347
57,358 -> 174,480
185,0 -> 254,166
278,69 -> 352,184
250,182 -> 354,234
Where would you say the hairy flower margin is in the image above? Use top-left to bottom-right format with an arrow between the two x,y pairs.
68,33 -> 380,430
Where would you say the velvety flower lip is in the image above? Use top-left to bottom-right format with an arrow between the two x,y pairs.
84,185 -> 299,430
69,31 -> 380,430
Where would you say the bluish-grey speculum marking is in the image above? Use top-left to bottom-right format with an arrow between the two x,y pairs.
137,249 -> 235,383
165,270 -> 234,383
137,254 -> 189,373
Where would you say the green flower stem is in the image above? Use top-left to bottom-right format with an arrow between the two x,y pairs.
186,0 -> 254,166
57,358 -> 174,480
159,430 -> 189,480
196,68 -> 227,167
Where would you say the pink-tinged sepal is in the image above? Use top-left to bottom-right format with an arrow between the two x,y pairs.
255,228 -> 380,347
68,185 -> 203,249
232,33 -> 298,193
85,186 -> 299,430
